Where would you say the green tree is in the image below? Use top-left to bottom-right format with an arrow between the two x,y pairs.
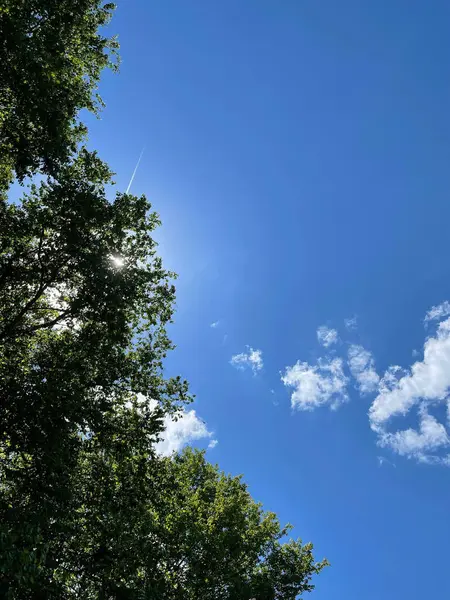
0,0 -> 118,190
0,148 -> 188,454
0,151 -> 190,596
4,430 -> 328,598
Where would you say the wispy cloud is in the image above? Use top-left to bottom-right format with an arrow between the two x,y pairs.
230,347 -> 263,374
424,301 -> 450,324
348,344 -> 380,394
208,439 -> 218,449
126,146 -> 145,194
282,357 -> 348,411
317,325 -> 338,348
377,456 -> 396,468
210,320 -> 220,328
344,316 -> 358,331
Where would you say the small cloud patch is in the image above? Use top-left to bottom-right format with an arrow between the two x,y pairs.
344,316 -> 358,331
317,326 -> 338,348
424,301 -> 450,324
348,345 -> 380,394
230,347 -> 263,374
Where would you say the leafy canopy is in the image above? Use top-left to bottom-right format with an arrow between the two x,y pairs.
0,0 -> 118,190
0,151 -> 191,597
0,148 -> 190,472
56,446 -> 328,599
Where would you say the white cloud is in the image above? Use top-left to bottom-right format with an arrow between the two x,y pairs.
129,395 -> 214,456
424,301 -> 450,324
277,305 -> 450,465
348,344 -> 380,394
378,408 -> 449,460
156,409 -> 214,456
281,357 -> 348,411
210,320 -> 220,328
377,456 -> 395,468
230,346 -> 263,374
344,316 -> 358,331
369,318 -> 450,426
317,326 -> 338,348
369,309 -> 450,463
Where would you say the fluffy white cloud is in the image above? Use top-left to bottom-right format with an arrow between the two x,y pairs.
378,409 -> 449,459
129,395 -> 215,456
156,408 -> 214,456
369,311 -> 450,463
369,318 -> 450,425
281,357 -> 348,411
230,347 -> 263,374
424,301 -> 450,323
317,326 -> 338,348
348,344 -> 380,394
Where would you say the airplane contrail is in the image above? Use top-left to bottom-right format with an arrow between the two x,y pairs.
126,147 -> 145,193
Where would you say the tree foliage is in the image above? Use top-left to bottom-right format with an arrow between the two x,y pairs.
0,151 -> 190,597
0,147 -> 188,453
0,0 -> 118,190
57,447 -> 328,599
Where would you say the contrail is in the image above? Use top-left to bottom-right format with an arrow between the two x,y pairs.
126,147 -> 145,193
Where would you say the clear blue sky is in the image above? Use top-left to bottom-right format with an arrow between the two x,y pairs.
87,2 -> 450,598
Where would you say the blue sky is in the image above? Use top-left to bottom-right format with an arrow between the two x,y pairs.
86,2 -> 450,598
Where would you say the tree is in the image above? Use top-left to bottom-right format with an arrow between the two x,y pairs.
0,151 -> 191,597
3,433 -> 328,598
0,148 -> 189,452
0,0 -> 118,191
136,448 -> 328,600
